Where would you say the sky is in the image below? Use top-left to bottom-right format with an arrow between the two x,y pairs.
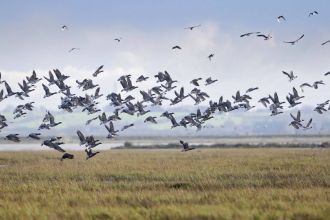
1,0 -> 330,132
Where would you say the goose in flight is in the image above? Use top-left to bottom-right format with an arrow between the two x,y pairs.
205,77 -> 218,86
172,46 -> 181,50
282,70 -> 297,82
189,93 -> 201,105
62,25 -> 68,31
42,84 -> 57,98
309,11 -> 318,17
313,80 -> 325,89
321,40 -> 330,45
169,115 -> 181,129
180,140 -> 195,152
239,100 -> 255,111
77,130 -> 87,146
61,153 -> 74,161
184,25 -> 201,30
303,118 -> 313,130
91,87 -> 103,100
286,95 -> 302,108
190,78 -> 202,86
160,111 -> 174,119
258,97 -> 270,108
27,133 -> 41,140
47,111 -> 62,127
86,136 -> 102,149
85,149 -> 100,160
144,116 -> 157,124
257,32 -> 272,40
240,32 -> 260,37
42,140 -> 66,152
270,108 -> 283,116
283,34 -> 304,45
208,54 -> 214,61
325,72 -> 330,76
92,65 -> 104,77
114,37 -> 122,42
44,71 -> 56,86
14,112 -> 26,119
4,82 -> 17,98
246,87 -> 259,93
290,110 -> 304,123
291,87 -> 305,101
105,121 -> 119,136
136,101 -> 150,117
98,112 -> 108,125
289,121 -> 303,129
174,87 -> 189,101
38,123 -> 50,130
277,16 -> 286,23
86,117 -> 98,125
4,134 -> 20,143
26,70 -> 42,85
121,123 -> 134,131
69,48 -> 79,52
136,75 -> 149,83
314,106 -> 327,114
299,83 -> 313,92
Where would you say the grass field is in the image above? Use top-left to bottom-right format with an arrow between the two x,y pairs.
0,149 -> 330,219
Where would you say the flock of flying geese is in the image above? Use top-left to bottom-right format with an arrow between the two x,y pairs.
1,10 -> 329,160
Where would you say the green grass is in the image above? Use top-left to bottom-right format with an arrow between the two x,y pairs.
0,149 -> 330,219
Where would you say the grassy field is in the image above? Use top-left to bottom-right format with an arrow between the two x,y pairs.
0,149 -> 330,219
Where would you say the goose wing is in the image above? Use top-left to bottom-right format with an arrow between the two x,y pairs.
274,92 -> 279,104
257,34 -> 267,38
18,82 -> 25,92
53,144 -> 66,153
197,108 -> 201,118
5,82 -> 13,94
101,112 -> 107,121
77,130 -> 85,142
282,71 -> 290,78
127,77 -> 133,87
292,123 -> 299,129
120,78 -> 127,89
169,115 -> 178,125
104,124 -> 112,133
290,113 -> 297,121
42,84 -> 50,94
48,111 -> 55,124
180,87 -> 184,98
193,80 -> 199,86
182,141 -> 189,149
296,110 -> 301,121
293,87 -> 298,97
296,34 -> 304,42
109,121 -> 115,132
306,118 -> 312,127
95,87 -> 100,96
189,94 -> 197,102
235,91 -> 240,100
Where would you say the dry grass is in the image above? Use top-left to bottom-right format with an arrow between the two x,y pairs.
0,148 -> 330,219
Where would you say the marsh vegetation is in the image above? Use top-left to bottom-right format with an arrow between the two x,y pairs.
0,148 -> 329,219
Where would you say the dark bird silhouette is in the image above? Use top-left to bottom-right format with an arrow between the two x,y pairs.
61,153 -> 74,161
180,140 -> 195,152
184,25 -> 201,30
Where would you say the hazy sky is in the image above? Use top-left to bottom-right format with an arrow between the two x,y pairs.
1,0 -> 330,113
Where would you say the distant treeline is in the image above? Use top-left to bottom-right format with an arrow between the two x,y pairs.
113,141 -> 329,149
